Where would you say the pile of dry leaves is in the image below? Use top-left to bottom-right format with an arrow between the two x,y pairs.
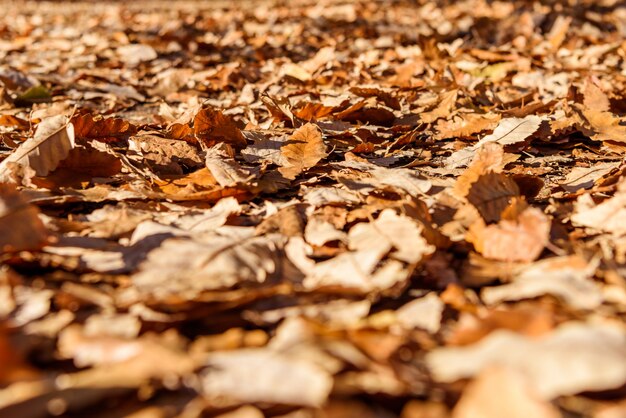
2,0 -> 626,416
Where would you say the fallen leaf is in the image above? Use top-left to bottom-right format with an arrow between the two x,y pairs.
0,115 -> 74,179
278,123 -> 326,179
467,207 -> 550,262
426,321 -> 626,399
194,107 -> 247,149
452,367 -> 560,418
481,255 -> 602,309
200,348 -> 333,407
0,183 -> 49,253
467,172 -> 520,223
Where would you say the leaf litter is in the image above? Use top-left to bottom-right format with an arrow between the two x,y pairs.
1,0 -> 626,417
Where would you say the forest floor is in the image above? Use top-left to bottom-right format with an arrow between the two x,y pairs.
2,0 -> 626,417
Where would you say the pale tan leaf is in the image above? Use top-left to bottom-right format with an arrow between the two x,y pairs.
481,255 -> 602,309
0,115 -> 74,179
475,115 -> 543,148
278,123 -> 327,179
205,145 -> 253,187
200,348 -> 333,407
452,142 -> 505,199
560,162 -> 619,192
348,209 -> 434,264
426,322 -> 626,399
396,292 -> 444,333
571,185 -> 626,236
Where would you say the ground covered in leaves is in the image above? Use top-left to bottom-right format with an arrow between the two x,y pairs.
2,0 -> 626,416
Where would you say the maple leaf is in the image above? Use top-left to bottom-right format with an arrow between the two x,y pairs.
278,123 -> 327,179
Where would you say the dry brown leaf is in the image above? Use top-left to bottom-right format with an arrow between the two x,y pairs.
427,322 -> 626,399
71,114 -> 137,143
452,142 -> 505,199
194,107 -> 247,149
467,172 -> 520,223
560,162 -> 619,192
279,123 -> 327,179
0,183 -> 49,253
0,115 -> 74,179
467,207 -> 550,262
395,292 -> 444,333
447,116 -> 543,168
348,209 -> 435,264
475,115 -> 544,148
435,113 -> 501,140
421,90 -> 458,124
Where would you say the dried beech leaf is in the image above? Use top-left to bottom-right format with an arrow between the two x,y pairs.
467,207 -> 550,262
0,184 -> 49,253
279,123 -> 327,179
481,255 -> 602,309
200,348 -> 333,407
205,145 -> 253,187
427,322 -> 626,399
71,114 -> 137,143
0,115 -> 74,178
348,209 -> 434,264
560,162 -> 618,192
453,142 -> 505,199
467,172 -> 520,223
194,107 -> 247,149
571,184 -> 626,236
475,115 -> 543,148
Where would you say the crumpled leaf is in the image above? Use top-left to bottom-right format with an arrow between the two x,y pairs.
426,322 -> 626,399
0,115 -> 74,179
335,160 -> 432,196
348,209 -> 434,264
278,123 -> 327,179
71,114 -> 137,143
475,115 -> 544,147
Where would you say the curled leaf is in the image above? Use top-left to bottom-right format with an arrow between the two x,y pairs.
0,115 -> 74,179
